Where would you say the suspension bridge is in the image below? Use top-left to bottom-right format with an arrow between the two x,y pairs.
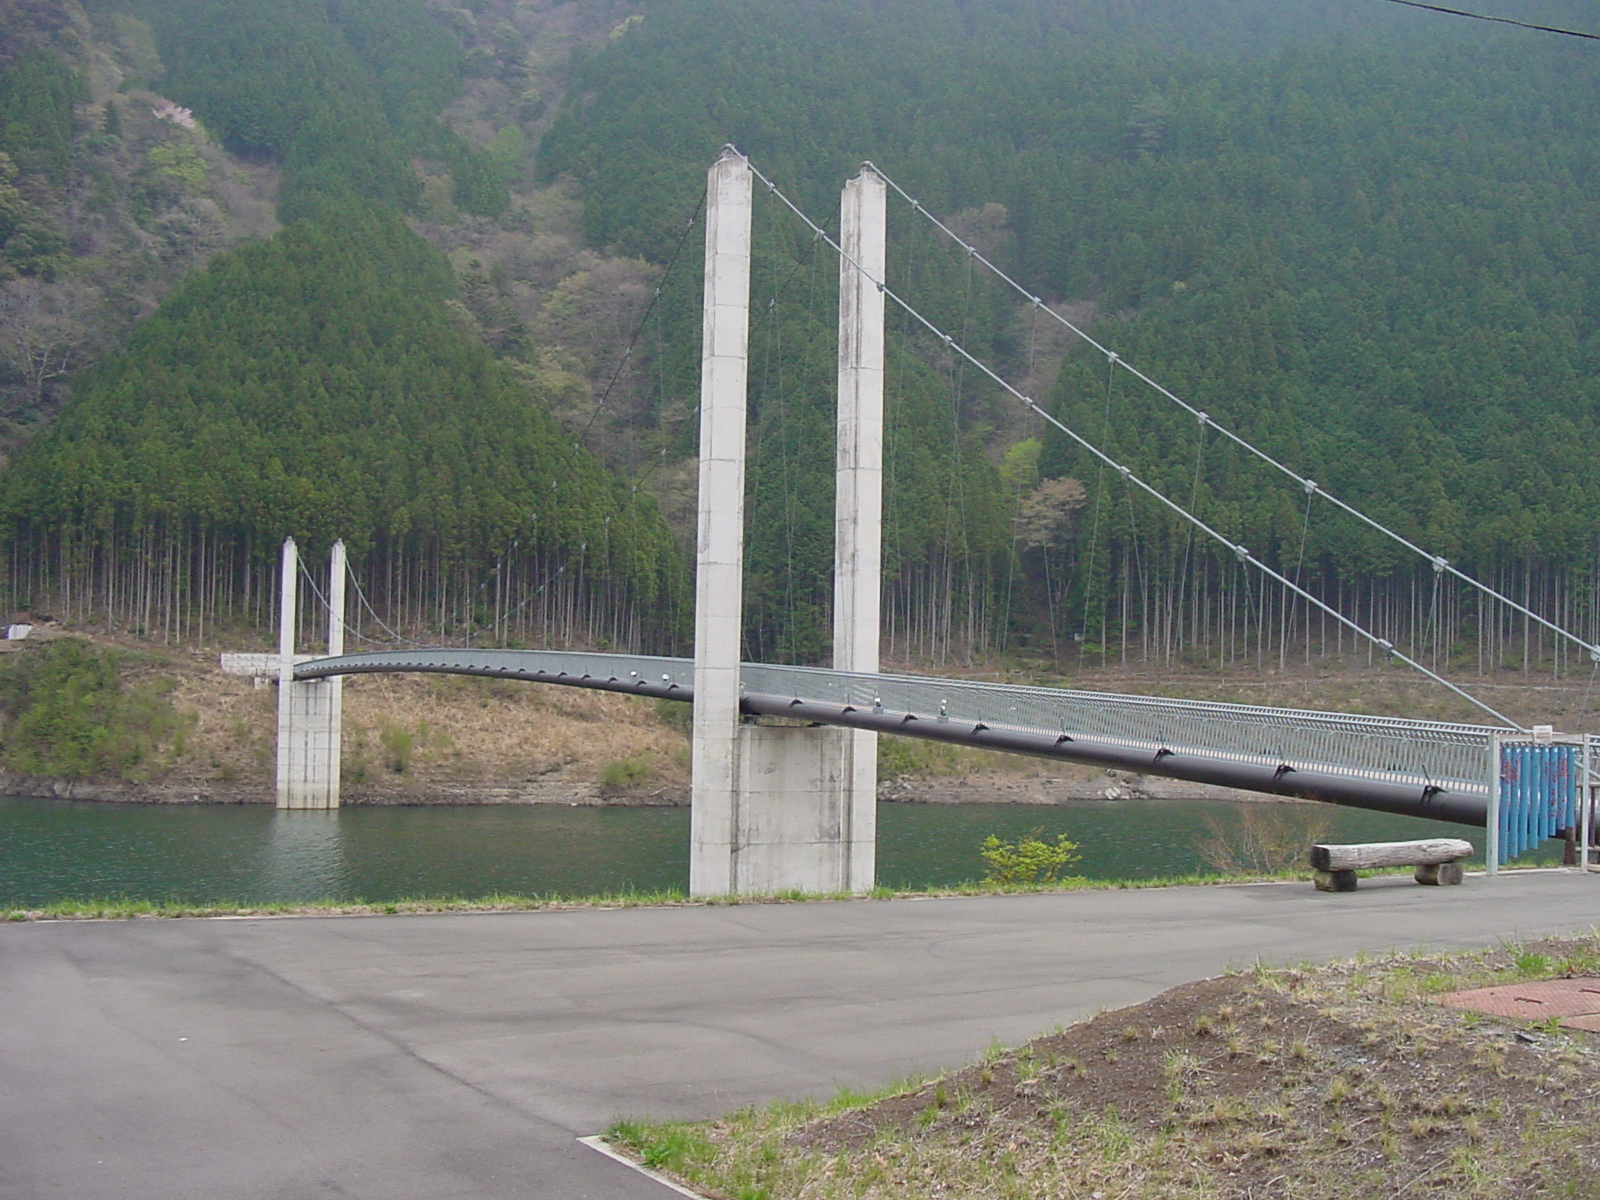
271,149 -> 1597,894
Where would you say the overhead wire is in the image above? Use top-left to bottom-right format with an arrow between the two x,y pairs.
1378,0 -> 1600,41
863,161 -> 1600,669
742,152 -> 1524,730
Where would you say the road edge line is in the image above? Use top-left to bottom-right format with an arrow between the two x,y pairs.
577,1134 -> 714,1199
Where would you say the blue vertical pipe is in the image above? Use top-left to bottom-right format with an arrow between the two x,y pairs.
1529,748 -> 1542,851
1498,746 -> 1509,865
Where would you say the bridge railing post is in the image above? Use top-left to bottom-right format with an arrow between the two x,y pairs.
1486,734 -> 1501,876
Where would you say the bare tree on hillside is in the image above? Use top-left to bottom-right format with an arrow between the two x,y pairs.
0,277 -> 99,418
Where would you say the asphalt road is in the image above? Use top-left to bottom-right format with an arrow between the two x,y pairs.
3,870 -> 1597,1200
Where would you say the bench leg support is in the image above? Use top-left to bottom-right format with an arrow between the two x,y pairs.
1314,869 -> 1359,892
1415,862 -> 1464,886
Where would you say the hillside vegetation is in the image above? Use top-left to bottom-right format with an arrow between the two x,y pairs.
542,0 -> 1600,674
2,0 -> 1600,696
1,0 -> 684,649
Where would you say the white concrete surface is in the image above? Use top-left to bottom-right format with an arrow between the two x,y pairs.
727,724 -> 855,894
831,166 -> 889,893
690,149 -> 754,896
275,538 -> 343,810
834,166 -> 886,679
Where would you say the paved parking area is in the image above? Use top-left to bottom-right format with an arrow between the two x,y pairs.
2,870 -> 1595,1199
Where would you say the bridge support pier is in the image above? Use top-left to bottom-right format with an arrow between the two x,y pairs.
276,537 -> 345,810
729,725 -> 870,894
689,152 -> 884,896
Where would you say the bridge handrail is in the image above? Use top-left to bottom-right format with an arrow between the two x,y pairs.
296,648 -> 1497,795
745,664 -> 1495,794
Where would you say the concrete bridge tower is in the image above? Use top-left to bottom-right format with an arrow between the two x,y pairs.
276,537 -> 346,809
688,151 -> 886,896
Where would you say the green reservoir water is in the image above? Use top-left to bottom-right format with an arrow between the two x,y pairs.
0,796 -> 1552,908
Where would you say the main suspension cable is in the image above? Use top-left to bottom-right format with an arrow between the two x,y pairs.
742,151 -> 1523,729
864,160 -> 1600,668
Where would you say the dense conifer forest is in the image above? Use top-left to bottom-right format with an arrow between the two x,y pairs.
544,0 -> 1600,673
2,0 -> 1599,679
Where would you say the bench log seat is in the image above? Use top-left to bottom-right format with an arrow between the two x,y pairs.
1309,838 -> 1474,892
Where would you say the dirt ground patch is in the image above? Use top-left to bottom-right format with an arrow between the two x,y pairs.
613,936 -> 1600,1199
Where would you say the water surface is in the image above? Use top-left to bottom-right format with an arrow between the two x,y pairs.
0,795 -> 1552,908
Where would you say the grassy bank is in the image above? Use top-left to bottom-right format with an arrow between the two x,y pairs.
605,934 -> 1600,1200
2,865 -> 1559,922
1,873 -> 1305,921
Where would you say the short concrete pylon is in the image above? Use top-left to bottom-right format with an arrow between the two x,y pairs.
275,537 -> 345,810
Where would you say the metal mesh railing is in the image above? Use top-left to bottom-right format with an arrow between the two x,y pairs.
297,648 -> 1498,797
743,664 -> 1497,796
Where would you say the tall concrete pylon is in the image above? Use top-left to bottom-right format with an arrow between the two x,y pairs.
689,149 -> 754,894
830,164 -> 888,890
688,150 -> 885,896
276,537 -> 346,809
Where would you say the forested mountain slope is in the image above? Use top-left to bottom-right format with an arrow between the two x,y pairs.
0,0 -> 685,649
4,0 -> 1600,677
542,0 -> 1600,672
0,0 -> 278,442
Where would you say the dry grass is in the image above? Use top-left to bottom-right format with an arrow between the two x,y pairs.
150,657 -> 687,800
337,673 -> 686,794
609,935 -> 1600,1200
26,633 -> 1597,804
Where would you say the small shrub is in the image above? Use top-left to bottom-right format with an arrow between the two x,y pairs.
379,724 -> 414,773
980,828 -> 1080,885
600,756 -> 653,788
1193,804 -> 1336,876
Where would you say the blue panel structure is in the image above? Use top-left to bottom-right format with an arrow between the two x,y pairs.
1498,744 -> 1577,865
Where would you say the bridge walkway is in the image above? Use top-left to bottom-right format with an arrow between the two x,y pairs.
297,647 -> 1499,826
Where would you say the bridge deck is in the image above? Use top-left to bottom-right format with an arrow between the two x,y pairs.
296,649 -> 1498,825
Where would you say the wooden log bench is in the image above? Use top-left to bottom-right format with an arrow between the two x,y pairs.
1309,838 -> 1474,892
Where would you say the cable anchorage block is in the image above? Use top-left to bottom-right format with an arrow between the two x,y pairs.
1302,478 -> 1318,495
1431,556 -> 1448,573
1196,411 -> 1210,427
1234,545 -> 1251,563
